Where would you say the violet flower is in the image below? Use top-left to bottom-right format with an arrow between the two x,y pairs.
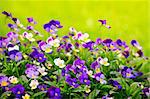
2,11 -> 12,17
38,84 -> 48,92
65,75 -> 79,88
0,76 -> 9,87
43,20 -> 63,34
78,73 -> 90,85
91,60 -> 100,70
27,17 -> 36,24
120,66 -> 142,79
109,80 -> 122,90
131,40 -> 142,50
25,64 -> 39,79
94,72 -> 107,84
9,50 -> 22,61
47,86 -> 61,99
10,84 -> 25,98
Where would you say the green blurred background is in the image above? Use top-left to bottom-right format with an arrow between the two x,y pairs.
0,0 -> 149,72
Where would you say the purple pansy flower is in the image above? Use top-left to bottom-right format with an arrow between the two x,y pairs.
0,76 -> 9,87
66,75 -> 79,88
78,73 -> 90,85
91,61 -> 100,70
2,11 -> 12,17
27,26 -> 34,30
131,40 -> 142,50
98,20 -> 106,25
95,38 -> 102,45
38,84 -> 48,92
82,41 -> 95,50
7,32 -> 19,43
9,51 -> 22,61
109,80 -> 122,90
98,20 -> 111,29
30,48 -> 47,62
43,20 -> 63,34
47,86 -> 61,99
37,53 -> 47,63
94,72 -> 107,84
25,64 -> 39,79
10,84 -> 25,98
142,87 -> 150,97
27,17 -> 36,24
120,66 -> 142,79
8,23 -> 17,30
73,58 -> 85,67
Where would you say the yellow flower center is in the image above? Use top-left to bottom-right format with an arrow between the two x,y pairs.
1,81 -> 8,86
126,73 -> 131,77
17,91 -> 21,94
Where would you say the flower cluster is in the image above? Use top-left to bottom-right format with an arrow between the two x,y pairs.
0,11 -> 149,99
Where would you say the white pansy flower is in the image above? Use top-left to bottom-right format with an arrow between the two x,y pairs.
38,66 -> 47,76
85,85 -> 91,93
54,58 -> 65,68
8,45 -> 19,52
99,57 -> 110,66
52,39 -> 60,47
8,76 -> 18,84
29,79 -> 39,90
23,32 -> 35,42
69,27 -> 77,33
79,33 -> 90,42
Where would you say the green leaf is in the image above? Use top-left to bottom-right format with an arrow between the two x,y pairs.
72,87 -> 85,92
44,81 -> 57,86
87,89 -> 100,99
1,91 -> 11,98
129,82 -> 138,95
32,91 -> 46,98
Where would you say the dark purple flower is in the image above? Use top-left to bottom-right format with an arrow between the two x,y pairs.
47,86 -> 61,99
73,58 -> 85,67
66,75 -> 79,88
8,23 -> 17,30
61,69 -> 66,76
78,73 -> 90,85
9,51 -> 22,61
38,84 -> 47,92
109,80 -> 122,90
131,40 -> 142,50
30,48 -> 47,62
2,11 -> 12,17
25,64 -> 39,79
91,61 -> 100,70
98,20 -> 106,25
12,17 -> 18,23
137,50 -> 143,57
120,66 -> 142,79
37,53 -> 47,63
122,51 -> 129,58
82,41 -> 95,50
27,17 -> 36,24
27,26 -> 34,30
102,94 -> 112,99
62,35 -> 69,39
95,38 -> 102,45
142,87 -> 150,97
98,20 -> 111,29
116,39 -> 123,46
103,39 -> 112,45
43,20 -> 63,34
10,84 -> 25,98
